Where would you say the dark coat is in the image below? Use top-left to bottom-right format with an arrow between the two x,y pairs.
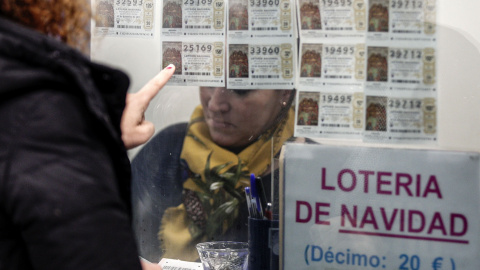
131,123 -> 188,262
0,17 -> 141,270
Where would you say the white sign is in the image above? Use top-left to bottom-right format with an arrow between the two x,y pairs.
282,144 -> 480,270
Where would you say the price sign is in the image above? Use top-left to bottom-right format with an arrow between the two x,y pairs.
282,144 -> 480,270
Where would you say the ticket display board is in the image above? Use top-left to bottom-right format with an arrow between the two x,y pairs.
281,143 -> 480,269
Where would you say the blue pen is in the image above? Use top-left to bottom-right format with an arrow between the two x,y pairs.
250,173 -> 263,218
244,187 -> 254,217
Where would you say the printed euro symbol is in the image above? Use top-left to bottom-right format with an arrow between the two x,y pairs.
432,257 -> 443,270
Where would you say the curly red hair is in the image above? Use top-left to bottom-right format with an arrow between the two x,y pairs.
1,0 -> 91,52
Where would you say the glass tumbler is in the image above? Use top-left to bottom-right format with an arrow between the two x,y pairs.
196,241 -> 249,270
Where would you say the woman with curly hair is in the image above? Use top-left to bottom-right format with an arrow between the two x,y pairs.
1,0 -> 92,52
0,0 -> 174,269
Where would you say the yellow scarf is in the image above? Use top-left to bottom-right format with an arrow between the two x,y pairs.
159,105 -> 294,261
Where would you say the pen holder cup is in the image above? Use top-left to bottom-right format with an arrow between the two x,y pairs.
248,217 -> 279,270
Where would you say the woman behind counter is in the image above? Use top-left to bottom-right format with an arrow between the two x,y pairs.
131,87 -> 295,262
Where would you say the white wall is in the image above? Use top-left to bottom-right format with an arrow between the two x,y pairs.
436,0 -> 480,151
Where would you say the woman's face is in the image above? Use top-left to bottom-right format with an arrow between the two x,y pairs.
199,87 -> 290,148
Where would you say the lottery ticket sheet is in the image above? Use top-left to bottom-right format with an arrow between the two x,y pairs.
161,0 -> 226,37
297,42 -> 366,92
226,40 -> 296,89
363,95 -> 437,143
227,0 -> 295,40
93,0 -> 155,38
295,91 -> 364,139
365,45 -> 436,92
160,0 -> 226,86
294,0 -> 438,144
294,92 -> 437,143
225,0 -> 296,89
361,42 -> 437,144
296,0 -> 436,41
296,42 -> 436,93
294,42 -> 437,143
297,0 -> 367,39
367,0 -> 436,42
161,38 -> 226,86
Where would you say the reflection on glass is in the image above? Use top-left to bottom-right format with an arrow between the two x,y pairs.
131,87 -> 295,262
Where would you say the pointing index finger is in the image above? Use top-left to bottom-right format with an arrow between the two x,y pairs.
137,64 -> 175,101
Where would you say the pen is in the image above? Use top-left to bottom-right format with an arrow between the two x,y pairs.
245,187 -> 253,217
255,177 -> 268,216
264,202 -> 272,220
250,173 -> 263,218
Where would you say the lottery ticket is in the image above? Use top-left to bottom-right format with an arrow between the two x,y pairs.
226,41 -> 295,89
367,0 -> 436,42
93,0 -> 155,38
297,0 -> 367,39
295,91 -> 364,138
365,46 -> 436,92
161,39 -> 225,86
161,0 -> 226,37
363,95 -> 437,143
227,0 -> 295,40
297,42 -> 366,91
